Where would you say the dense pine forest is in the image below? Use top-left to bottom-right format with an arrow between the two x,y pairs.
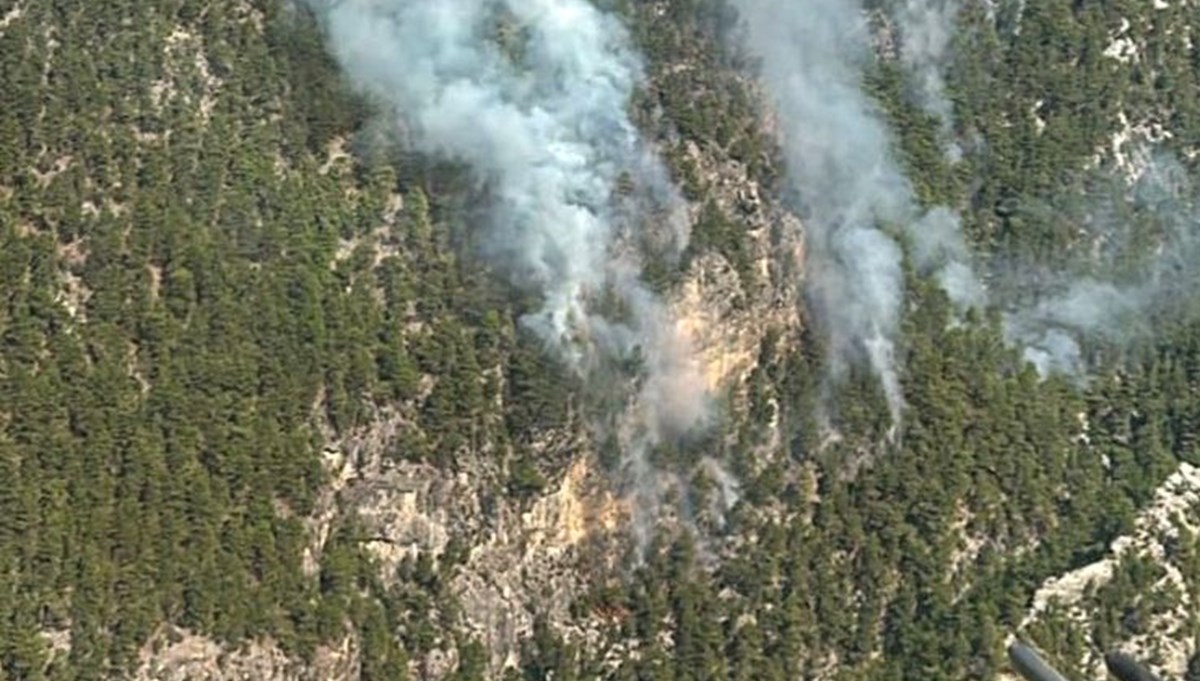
2,0 -> 1200,680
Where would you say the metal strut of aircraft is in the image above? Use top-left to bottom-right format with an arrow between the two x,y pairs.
1008,640 -> 1165,681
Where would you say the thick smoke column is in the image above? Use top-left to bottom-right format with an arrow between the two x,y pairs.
732,0 -> 910,422
305,0 -> 712,550
312,0 -> 656,355
731,0 -> 985,424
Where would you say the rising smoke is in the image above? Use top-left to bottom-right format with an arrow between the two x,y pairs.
892,0 -> 959,136
730,0 -> 985,425
885,2 -> 1200,379
910,207 -> 987,310
304,0 -> 714,552
310,0 -> 655,354
1001,157 -> 1200,376
730,0 -> 910,424
883,0 -> 1174,377
735,0 -> 1200,402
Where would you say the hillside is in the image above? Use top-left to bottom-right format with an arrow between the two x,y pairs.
1,0 -> 1199,680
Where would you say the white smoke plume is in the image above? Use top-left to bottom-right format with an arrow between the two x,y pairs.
882,4 -> 1200,379
304,0 -> 712,552
700,456 -> 741,524
731,0 -> 910,423
311,0 -> 653,353
736,0 -> 1197,392
731,0 -> 986,426
892,0 -> 960,134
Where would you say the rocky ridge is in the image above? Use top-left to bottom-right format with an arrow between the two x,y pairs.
1001,462 -> 1200,680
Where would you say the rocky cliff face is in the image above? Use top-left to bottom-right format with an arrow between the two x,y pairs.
300,126 -> 808,680
673,140 -> 807,399
1001,462 -> 1200,680
64,2 -> 1200,679
133,628 -> 358,681
98,3 -> 809,675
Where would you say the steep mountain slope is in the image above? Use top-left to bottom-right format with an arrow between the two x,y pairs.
0,0 -> 796,678
1,0 -> 1200,680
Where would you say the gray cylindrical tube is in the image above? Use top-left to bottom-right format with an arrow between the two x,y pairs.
1007,641 -> 1070,681
1104,651 -> 1163,681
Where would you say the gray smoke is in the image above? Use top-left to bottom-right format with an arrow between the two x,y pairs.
1001,156 -> 1200,377
885,1 -> 1185,378
1003,280 -> 1140,376
736,0 -> 1198,392
305,0 -> 712,552
700,456 -> 741,529
731,0 -> 985,425
884,3 -> 1200,379
892,0 -> 959,135
911,207 -> 987,309
732,0 -> 909,423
